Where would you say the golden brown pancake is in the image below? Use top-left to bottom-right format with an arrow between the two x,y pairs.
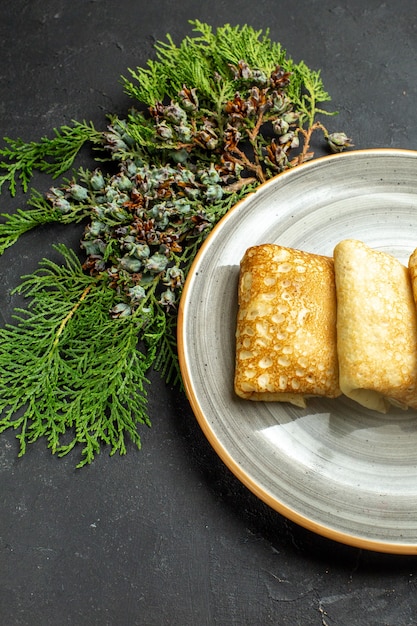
234,244 -> 341,406
334,239 -> 417,412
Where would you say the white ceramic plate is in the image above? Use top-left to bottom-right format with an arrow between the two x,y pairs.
178,149 -> 417,554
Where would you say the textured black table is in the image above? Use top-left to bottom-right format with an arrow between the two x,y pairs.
2,2 -> 417,624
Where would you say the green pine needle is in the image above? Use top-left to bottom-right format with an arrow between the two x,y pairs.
124,21 -> 288,106
0,120 -> 103,196
0,189 -> 88,254
0,245 -> 155,467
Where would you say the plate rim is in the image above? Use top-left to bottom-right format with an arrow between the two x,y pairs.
178,147 -> 417,555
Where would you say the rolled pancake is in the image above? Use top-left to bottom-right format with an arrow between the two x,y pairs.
234,244 -> 341,407
409,247 -> 417,297
334,239 -> 417,413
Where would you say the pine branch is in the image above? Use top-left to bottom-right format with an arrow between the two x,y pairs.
0,245 -> 155,467
123,60 -> 169,107
0,22 -> 351,466
288,61 -> 336,127
205,22 -> 286,73
152,311 -> 182,387
0,189 -> 87,255
0,120 -> 103,196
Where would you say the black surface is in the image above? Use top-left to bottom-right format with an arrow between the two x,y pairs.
2,1 -> 417,625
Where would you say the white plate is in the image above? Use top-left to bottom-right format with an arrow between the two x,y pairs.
178,149 -> 417,554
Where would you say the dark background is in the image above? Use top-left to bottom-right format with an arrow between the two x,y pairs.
1,1 -> 417,624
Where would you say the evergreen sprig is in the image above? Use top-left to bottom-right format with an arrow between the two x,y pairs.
0,21 -> 351,465
0,245 -> 157,467
0,188 -> 89,254
124,21 -> 288,106
0,121 -> 103,196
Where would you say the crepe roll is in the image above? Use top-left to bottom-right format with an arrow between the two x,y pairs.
334,239 -> 417,413
234,244 -> 341,406
409,248 -> 417,298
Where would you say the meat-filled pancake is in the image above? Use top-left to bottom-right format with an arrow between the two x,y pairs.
334,239 -> 417,412
234,244 -> 341,406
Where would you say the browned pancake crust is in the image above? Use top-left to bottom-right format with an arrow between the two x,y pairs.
234,244 -> 341,404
